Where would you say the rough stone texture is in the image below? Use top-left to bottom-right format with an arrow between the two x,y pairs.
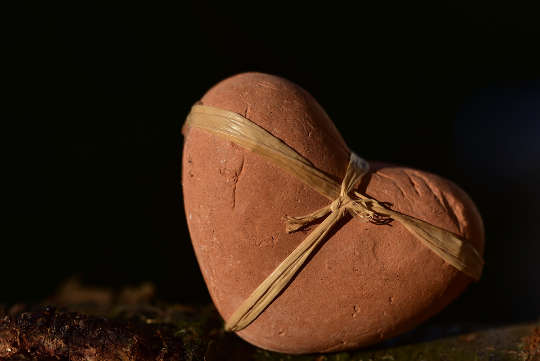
182,72 -> 485,353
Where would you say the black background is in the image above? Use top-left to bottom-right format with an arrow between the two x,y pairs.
4,1 -> 539,327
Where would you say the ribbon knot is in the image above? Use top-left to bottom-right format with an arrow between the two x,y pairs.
330,196 -> 343,213
285,154 -> 389,234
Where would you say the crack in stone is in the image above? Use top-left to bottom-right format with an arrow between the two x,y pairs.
408,171 -> 463,234
231,156 -> 245,209
402,169 -> 421,196
376,172 -> 406,198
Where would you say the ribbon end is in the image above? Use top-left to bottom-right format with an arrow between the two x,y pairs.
224,318 -> 241,332
285,216 -> 307,233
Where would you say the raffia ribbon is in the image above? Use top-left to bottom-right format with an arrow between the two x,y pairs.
184,104 -> 484,333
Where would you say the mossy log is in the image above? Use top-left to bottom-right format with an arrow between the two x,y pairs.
0,281 -> 538,361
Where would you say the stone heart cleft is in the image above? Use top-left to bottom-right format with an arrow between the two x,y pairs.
182,72 -> 485,354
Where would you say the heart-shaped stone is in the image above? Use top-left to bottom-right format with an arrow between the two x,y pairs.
182,72 -> 484,354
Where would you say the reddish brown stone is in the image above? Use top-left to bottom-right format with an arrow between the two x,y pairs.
182,72 -> 485,354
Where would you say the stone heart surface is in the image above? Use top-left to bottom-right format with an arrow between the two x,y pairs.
181,72 -> 484,354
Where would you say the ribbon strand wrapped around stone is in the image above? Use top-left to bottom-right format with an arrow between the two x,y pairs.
183,104 -> 484,333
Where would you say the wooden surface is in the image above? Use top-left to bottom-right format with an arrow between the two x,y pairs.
1,281 -> 538,361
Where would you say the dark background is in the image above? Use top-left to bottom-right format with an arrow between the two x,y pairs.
5,1 -> 539,327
